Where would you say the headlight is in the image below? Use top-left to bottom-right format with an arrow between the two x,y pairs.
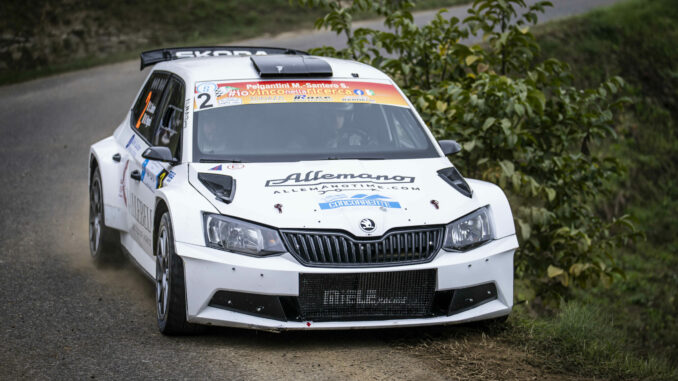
203,213 -> 286,256
442,207 -> 494,251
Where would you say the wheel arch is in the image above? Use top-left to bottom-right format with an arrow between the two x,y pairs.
89,137 -> 128,231
466,178 -> 516,239
151,178 -> 218,248
153,197 -> 170,255
89,153 -> 99,187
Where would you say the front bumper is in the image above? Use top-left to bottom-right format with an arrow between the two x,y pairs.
176,234 -> 518,331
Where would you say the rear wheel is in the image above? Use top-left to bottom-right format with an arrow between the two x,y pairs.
156,212 -> 202,335
89,167 -> 120,263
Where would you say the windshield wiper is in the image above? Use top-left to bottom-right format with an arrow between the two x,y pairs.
199,159 -> 242,163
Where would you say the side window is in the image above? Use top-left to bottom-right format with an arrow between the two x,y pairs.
131,72 -> 170,142
152,78 -> 184,158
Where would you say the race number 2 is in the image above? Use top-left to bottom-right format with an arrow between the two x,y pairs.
197,93 -> 213,109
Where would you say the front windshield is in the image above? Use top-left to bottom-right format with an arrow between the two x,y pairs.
192,80 -> 440,162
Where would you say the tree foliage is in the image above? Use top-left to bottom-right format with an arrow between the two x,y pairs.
295,0 -> 640,302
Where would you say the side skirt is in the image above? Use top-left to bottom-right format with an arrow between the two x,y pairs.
120,232 -> 155,282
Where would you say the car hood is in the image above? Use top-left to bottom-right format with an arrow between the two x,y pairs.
188,158 -> 482,237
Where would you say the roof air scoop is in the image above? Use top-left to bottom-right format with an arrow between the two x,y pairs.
198,173 -> 236,204
438,167 -> 473,198
250,55 -> 333,77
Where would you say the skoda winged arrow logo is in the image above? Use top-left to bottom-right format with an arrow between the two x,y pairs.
359,218 -> 376,233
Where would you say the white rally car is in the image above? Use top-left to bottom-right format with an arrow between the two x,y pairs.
88,46 -> 518,334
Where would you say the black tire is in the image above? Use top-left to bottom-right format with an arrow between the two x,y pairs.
156,212 -> 203,335
89,167 -> 120,263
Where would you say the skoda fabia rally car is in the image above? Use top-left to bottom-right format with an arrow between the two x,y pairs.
88,46 -> 518,334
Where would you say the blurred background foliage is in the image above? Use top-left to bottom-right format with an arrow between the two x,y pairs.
537,0 -> 678,363
296,0 -> 641,304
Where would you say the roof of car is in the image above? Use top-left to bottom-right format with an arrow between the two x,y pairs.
152,55 -> 392,83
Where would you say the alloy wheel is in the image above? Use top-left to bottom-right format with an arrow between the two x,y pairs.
156,226 -> 170,320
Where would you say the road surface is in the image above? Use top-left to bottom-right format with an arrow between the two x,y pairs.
0,0 -> 623,379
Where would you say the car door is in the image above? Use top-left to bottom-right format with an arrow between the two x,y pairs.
125,72 -> 173,255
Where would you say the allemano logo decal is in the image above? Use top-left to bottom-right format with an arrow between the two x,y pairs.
265,170 -> 414,187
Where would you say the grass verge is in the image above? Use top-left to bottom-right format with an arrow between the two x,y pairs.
537,0 -> 678,364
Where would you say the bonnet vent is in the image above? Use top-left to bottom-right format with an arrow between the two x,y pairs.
437,167 -> 472,198
198,173 -> 236,204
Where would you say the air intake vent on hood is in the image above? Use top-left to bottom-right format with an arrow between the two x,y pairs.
198,173 -> 236,204
250,55 -> 332,77
437,167 -> 472,198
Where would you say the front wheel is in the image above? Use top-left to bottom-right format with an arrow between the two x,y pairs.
156,212 -> 202,335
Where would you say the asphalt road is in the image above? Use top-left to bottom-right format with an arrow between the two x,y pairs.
0,1 -> 623,379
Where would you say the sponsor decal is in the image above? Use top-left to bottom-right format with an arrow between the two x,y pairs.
215,86 -> 239,97
207,163 -> 244,171
218,97 -> 242,105
125,134 -> 143,156
140,159 -> 149,181
318,194 -> 401,210
340,96 -> 374,103
131,224 -> 152,251
140,159 -> 166,190
323,290 -> 407,305
251,96 -> 285,103
196,82 -> 217,93
162,171 -> 176,187
128,192 -> 152,233
157,171 -> 168,189
194,80 -> 408,110
118,160 -> 130,206
184,98 -> 191,129
265,170 -> 415,187
273,184 -> 420,195
135,92 -> 153,128
293,94 -> 332,102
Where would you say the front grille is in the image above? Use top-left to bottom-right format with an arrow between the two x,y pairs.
298,270 -> 437,321
280,226 -> 444,267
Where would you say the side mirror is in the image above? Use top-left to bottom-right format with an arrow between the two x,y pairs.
438,140 -> 462,155
142,146 -> 178,165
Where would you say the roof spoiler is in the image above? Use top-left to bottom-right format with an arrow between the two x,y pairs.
139,46 -> 308,70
